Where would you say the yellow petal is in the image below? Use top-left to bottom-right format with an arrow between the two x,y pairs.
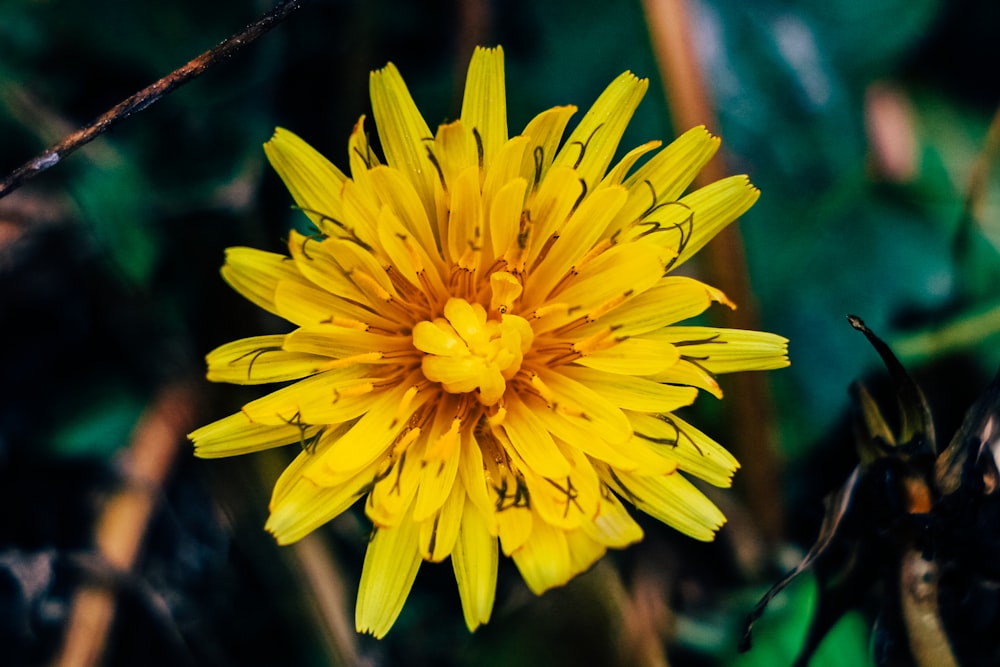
651,358 -> 723,399
445,165 -> 485,270
220,246 -> 303,318
189,411 -> 312,458
600,140 -> 662,189
551,71 -> 648,189
517,442 -> 600,530
487,461 -> 533,556
319,233 -> 402,303
356,514 -> 423,638
206,335 -> 328,385
518,105 -> 577,186
531,369 -> 632,445
529,243 -> 663,331
367,432 -> 425,529
647,175 -> 760,271
307,375 -> 433,479
614,125 -> 721,229
626,411 -> 739,487
521,165 -> 585,269
375,206 -> 447,295
347,115 -> 382,199
265,455 -> 376,545
571,334 -> 681,376
605,467 -> 726,541
419,479 -> 465,562
583,490 -> 644,548
264,127 -> 348,235
526,184 -> 628,301
498,392 -> 571,478
511,519 -> 572,595
461,45 -> 507,167
269,424 -> 355,504
433,120 -> 479,189
651,327 -> 790,373
458,430 -> 498,535
560,365 -> 698,413
368,165 -> 441,258
564,528 -> 607,577
286,230 -> 377,305
451,497 -> 498,631
273,279 -> 397,331
523,376 -> 638,470
576,276 -> 733,339
283,326 -> 411,361
488,176 -> 529,260
497,504 -> 533,556
339,176 -> 382,249
241,368 -> 376,426
412,404 -> 464,521
369,62 -> 436,216
483,137 -> 528,232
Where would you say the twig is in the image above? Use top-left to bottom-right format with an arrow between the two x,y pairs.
0,0 -> 307,201
642,0 -> 785,542
52,383 -> 198,667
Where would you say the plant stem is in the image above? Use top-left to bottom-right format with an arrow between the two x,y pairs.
0,0 -> 307,201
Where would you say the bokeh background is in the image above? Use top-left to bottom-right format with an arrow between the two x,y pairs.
2,0 -> 1000,665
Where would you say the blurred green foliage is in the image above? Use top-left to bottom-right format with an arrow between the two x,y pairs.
3,0 -> 1000,665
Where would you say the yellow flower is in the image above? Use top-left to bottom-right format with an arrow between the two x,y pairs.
190,45 -> 788,638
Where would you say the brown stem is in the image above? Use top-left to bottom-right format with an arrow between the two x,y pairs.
0,0 -> 307,201
52,383 -> 197,667
642,0 -> 785,542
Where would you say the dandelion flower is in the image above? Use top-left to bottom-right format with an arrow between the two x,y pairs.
190,45 -> 789,638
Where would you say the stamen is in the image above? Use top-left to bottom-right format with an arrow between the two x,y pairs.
489,271 -> 523,315
424,417 -> 461,463
399,234 -> 427,274
294,207 -> 371,251
448,266 -> 476,302
656,414 -> 704,456
425,146 -> 447,191
472,127 -> 485,170
572,327 -> 620,355
529,373 -> 554,403
321,316 -> 370,331
570,122 -> 604,169
389,384 -> 421,429
572,238 -> 613,275
538,328 -> 621,366
488,406 -> 507,427
545,238 -> 613,299
528,373 -> 587,419
529,233 -> 560,272
351,270 -> 394,303
532,145 -> 544,187
587,290 -> 633,322
332,382 -> 376,402
391,427 -> 422,457
544,477 -> 583,517
530,302 -> 572,320
230,346 -> 283,381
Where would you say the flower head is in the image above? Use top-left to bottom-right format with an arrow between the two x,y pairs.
190,46 -> 789,638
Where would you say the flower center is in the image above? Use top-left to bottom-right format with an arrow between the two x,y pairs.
412,296 -> 533,405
